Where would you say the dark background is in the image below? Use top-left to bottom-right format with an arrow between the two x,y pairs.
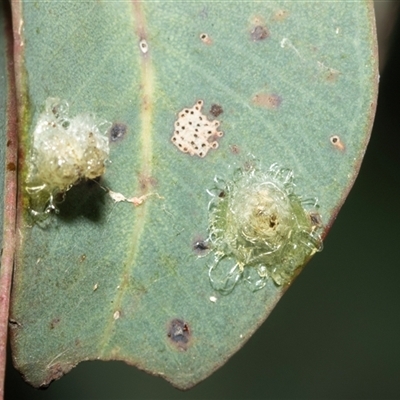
5,5 -> 400,400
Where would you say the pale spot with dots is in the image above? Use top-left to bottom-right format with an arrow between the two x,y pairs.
252,92 -> 282,109
171,100 -> 223,158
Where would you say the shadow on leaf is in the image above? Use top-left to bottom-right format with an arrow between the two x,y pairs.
56,179 -> 107,222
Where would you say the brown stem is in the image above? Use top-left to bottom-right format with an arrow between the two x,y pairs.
0,2 -> 19,399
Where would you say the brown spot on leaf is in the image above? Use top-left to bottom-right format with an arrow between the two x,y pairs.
325,68 -> 340,82
251,25 -> 269,41
7,162 -> 16,171
50,318 -> 60,330
230,144 -> 240,154
249,15 -> 269,41
6,140 -> 11,147
273,9 -> 289,21
251,15 -> 265,27
167,319 -> 191,351
139,173 -> 157,191
209,104 -> 223,117
252,93 -> 282,110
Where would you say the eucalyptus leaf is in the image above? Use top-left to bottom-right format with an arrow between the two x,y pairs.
10,1 -> 377,389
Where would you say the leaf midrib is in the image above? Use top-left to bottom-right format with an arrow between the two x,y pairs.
100,1 -> 154,353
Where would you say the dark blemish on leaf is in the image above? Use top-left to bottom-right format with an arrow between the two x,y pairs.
8,319 -> 22,329
252,93 -> 282,110
268,214 -> 278,229
310,212 -> 322,228
139,173 -> 157,191
50,318 -> 60,330
7,162 -> 16,171
209,104 -> 223,117
193,236 -> 210,255
6,140 -> 11,147
194,241 -> 209,251
230,144 -> 240,154
330,135 -> 345,151
109,123 -> 127,142
219,191 -> 225,198
251,25 -> 269,41
79,254 -> 86,263
167,319 -> 191,351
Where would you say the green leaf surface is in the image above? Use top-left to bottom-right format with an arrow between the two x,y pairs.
10,1 -> 378,389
